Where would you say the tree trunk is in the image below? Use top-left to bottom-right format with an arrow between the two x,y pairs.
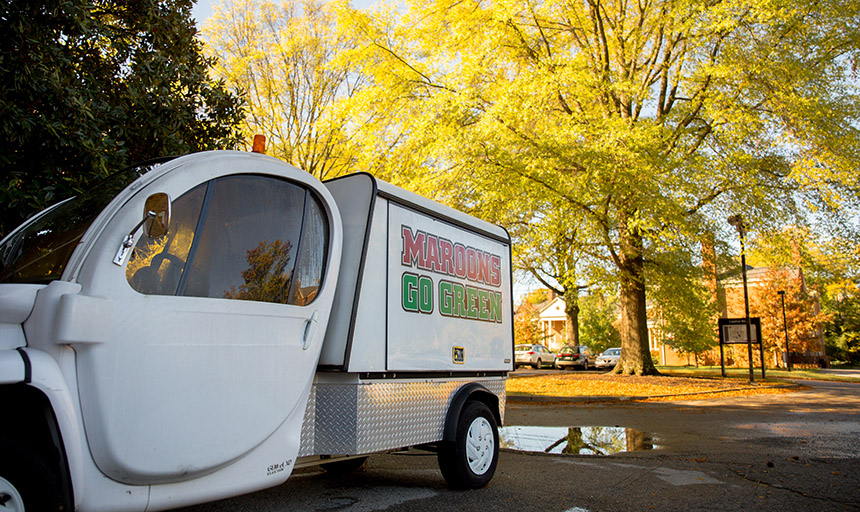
612,210 -> 659,375
564,291 -> 581,346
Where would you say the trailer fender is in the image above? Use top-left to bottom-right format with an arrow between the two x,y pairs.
442,383 -> 501,443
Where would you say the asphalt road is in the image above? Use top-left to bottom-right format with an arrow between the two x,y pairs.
174,379 -> 860,512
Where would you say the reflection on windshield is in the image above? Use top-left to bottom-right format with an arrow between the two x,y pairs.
0,159 -> 171,284
223,239 -> 294,303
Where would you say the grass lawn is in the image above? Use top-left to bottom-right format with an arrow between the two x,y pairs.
506,370 -> 805,401
657,365 -> 860,383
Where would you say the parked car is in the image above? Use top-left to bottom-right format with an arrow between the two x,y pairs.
595,347 -> 622,369
515,344 -> 557,369
554,345 -> 597,370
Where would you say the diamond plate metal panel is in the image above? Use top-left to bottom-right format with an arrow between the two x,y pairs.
298,384 -> 316,457
301,378 -> 505,456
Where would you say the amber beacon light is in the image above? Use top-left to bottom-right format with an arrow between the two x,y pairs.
252,134 -> 267,154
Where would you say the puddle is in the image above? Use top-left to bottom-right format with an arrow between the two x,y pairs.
499,426 -> 657,455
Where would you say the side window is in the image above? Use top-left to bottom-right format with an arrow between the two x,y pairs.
288,194 -> 328,305
126,174 -> 329,306
126,183 -> 206,295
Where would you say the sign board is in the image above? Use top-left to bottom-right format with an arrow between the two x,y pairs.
387,203 -> 512,371
718,318 -> 761,345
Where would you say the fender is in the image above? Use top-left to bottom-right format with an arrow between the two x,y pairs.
20,347 -> 86,512
0,349 -> 28,384
442,382 -> 502,442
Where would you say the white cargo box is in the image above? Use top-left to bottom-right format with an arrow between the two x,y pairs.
321,174 -> 513,373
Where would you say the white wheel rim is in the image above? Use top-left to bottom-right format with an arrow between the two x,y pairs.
465,416 -> 494,475
0,476 -> 24,512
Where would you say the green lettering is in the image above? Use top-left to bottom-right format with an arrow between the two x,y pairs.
419,276 -> 433,313
489,291 -> 502,323
478,289 -> 490,321
466,287 -> 478,319
453,282 -> 465,318
402,273 -> 419,312
439,281 -> 453,316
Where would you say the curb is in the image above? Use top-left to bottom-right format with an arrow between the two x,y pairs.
507,382 -> 802,404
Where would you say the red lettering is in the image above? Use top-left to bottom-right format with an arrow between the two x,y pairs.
454,244 -> 467,278
439,238 -> 454,276
466,248 -> 478,281
401,226 -> 426,268
476,251 -> 489,285
425,234 -> 441,272
489,255 -> 501,287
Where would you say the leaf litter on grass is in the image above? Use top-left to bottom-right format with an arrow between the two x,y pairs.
506,373 -> 803,401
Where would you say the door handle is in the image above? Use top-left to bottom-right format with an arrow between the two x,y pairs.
302,311 -> 319,350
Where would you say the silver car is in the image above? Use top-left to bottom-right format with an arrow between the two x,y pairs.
515,344 -> 557,369
595,347 -> 621,369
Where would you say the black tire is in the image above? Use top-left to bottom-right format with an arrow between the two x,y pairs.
582,360 -> 589,371
534,358 -> 542,369
0,439 -> 60,511
437,401 -> 499,489
320,456 -> 368,474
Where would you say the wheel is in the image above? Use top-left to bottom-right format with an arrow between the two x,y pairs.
0,440 -> 59,511
582,360 -> 589,371
534,358 -> 542,369
437,401 -> 499,489
320,456 -> 368,474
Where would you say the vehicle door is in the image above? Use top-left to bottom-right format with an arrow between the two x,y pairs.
543,345 -> 556,365
62,155 -> 340,484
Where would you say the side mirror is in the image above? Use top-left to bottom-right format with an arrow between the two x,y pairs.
113,192 -> 172,266
143,193 -> 171,239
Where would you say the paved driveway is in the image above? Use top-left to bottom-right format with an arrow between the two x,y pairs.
174,379 -> 860,511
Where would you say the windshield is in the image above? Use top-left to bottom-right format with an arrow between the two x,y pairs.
0,159 -> 172,284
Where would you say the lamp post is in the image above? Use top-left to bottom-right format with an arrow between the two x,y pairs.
778,290 -> 792,371
728,215 -> 756,384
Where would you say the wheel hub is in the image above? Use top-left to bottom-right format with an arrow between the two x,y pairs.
465,416 -> 494,475
0,477 -> 24,512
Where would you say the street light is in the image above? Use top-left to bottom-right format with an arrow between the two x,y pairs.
727,215 -> 757,383
778,290 -> 792,372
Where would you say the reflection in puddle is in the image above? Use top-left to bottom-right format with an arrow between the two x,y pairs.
499,426 -> 657,455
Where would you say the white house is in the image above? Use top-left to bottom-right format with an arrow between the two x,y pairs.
537,296 -> 569,351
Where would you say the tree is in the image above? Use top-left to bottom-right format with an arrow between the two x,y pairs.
202,0 -> 365,179
333,0 -> 860,375
511,202 -> 595,346
748,225 -> 860,365
825,292 -> 860,365
514,288 -> 549,345
225,239 -> 294,303
649,249 -> 720,364
0,0 -> 244,236
578,291 -> 621,354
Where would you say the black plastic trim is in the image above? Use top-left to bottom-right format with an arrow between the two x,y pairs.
504,225 -> 516,373
378,191 -> 510,245
16,347 -> 31,383
42,393 -> 74,511
322,173 -> 379,372
285,189 -> 311,304
359,371 -> 507,380
175,180 -> 213,296
345,176 -> 378,371
441,383 -> 502,442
